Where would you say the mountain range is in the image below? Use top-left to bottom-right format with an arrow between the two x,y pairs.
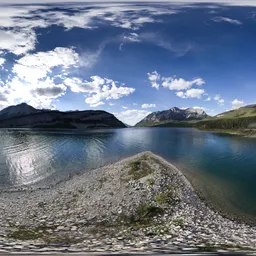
0,103 -> 126,129
0,103 -> 255,130
135,107 -> 209,127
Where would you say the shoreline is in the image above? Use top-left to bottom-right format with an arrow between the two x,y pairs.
0,151 -> 256,253
197,128 -> 256,138
140,153 -> 256,226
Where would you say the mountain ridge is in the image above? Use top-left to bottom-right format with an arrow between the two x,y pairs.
0,103 -> 126,129
196,104 -> 256,130
135,107 -> 209,127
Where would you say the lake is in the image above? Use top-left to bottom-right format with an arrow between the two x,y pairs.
0,127 -> 256,222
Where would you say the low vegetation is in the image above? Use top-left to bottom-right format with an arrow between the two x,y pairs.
8,225 -> 82,245
147,178 -> 154,185
197,243 -> 255,252
117,203 -> 164,227
122,159 -> 153,181
155,192 -> 172,205
196,116 -> 256,130
136,120 -> 195,128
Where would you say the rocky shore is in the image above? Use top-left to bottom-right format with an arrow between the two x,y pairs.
0,151 -> 256,254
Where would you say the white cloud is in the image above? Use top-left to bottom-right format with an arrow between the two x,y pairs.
205,96 -> 211,101
214,94 -> 221,101
147,71 -> 161,89
191,106 -> 208,111
120,32 -> 141,50
232,99 -> 244,109
123,33 -> 141,43
90,101 -> 105,107
0,3 -> 174,31
0,3 -> 177,59
65,76 -> 135,107
114,109 -> 151,126
176,91 -> 185,98
214,94 -> 225,105
1,47 -> 80,109
162,77 -> 205,91
212,17 -> 242,25
219,99 -> 225,104
0,42 -> 134,109
0,29 -> 37,55
64,76 -> 103,93
176,88 -> 205,99
85,83 -> 135,107
13,47 -> 79,84
0,5 -> 49,55
0,57 -> 5,67
148,71 -> 207,99
141,103 -> 156,109
4,77 -> 66,109
122,106 -> 128,109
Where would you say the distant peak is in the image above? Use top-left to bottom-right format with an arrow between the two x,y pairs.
18,102 -> 32,106
13,102 -> 34,109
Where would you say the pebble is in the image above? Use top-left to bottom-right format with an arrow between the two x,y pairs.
0,152 -> 255,253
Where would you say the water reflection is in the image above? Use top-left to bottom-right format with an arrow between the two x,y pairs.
2,132 -> 55,186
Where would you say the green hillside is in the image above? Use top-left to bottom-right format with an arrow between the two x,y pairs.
196,105 -> 256,130
212,106 -> 256,119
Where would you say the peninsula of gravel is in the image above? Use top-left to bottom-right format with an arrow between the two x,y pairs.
0,151 -> 256,254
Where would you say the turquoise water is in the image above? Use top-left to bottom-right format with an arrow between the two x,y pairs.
0,128 -> 256,221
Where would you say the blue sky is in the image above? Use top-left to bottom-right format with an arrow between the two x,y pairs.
0,1 -> 255,124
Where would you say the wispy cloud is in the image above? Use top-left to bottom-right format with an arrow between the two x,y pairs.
141,103 -> 156,109
212,16 -> 242,25
214,94 -> 225,105
0,3 -> 177,56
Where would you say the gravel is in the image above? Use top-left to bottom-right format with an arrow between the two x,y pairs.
0,151 -> 256,254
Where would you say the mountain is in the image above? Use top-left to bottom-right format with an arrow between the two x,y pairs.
135,107 -> 209,127
0,103 -> 41,119
196,104 -> 256,130
0,103 -> 126,129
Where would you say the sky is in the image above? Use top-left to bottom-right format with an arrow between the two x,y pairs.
0,1 -> 255,125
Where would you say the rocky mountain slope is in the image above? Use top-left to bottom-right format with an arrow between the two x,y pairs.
0,103 -> 126,129
136,107 -> 209,127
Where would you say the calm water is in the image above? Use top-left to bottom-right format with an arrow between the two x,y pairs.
1,128 -> 256,221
